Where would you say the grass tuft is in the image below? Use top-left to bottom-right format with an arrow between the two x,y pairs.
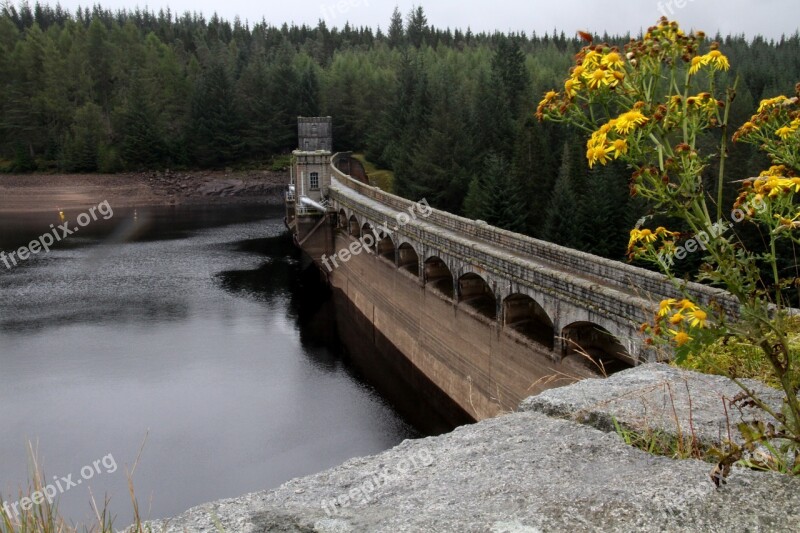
612,417 -> 706,461
0,438 -> 160,533
351,153 -> 395,192
679,316 -> 800,390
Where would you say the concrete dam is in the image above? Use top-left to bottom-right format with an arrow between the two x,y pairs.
284,117 -> 733,420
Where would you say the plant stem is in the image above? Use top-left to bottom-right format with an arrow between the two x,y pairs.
716,81 -> 736,221
770,234 -> 782,307
760,338 -> 800,439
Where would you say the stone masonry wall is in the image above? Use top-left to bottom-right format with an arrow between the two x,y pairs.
329,154 -> 738,317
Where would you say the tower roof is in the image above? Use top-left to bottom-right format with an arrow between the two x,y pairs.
297,116 -> 333,152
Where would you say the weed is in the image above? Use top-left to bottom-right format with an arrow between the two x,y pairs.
351,153 -> 394,192
681,316 -> 800,390
0,436 -> 158,533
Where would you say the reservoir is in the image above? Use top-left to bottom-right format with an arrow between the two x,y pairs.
0,204 -> 464,526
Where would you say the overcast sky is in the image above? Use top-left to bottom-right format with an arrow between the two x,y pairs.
48,0 -> 798,39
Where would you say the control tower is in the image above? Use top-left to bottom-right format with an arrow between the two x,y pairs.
285,117 -> 335,259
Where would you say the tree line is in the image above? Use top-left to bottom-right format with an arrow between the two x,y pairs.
1,2 -> 798,261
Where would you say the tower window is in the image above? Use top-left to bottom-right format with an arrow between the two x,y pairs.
310,172 -> 320,190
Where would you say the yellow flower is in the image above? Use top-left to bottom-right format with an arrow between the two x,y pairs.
536,91 -> 559,118
776,125 -> 797,140
583,50 -> 601,68
539,90 -> 558,106
775,178 -> 797,195
686,93 -> 718,116
759,177 -> 790,197
658,298 -> 677,317
752,177 -> 770,196
668,329 -> 692,347
760,165 -> 790,178
564,78 -> 580,98
610,70 -> 625,87
638,228 -> 657,244
687,308 -> 708,328
586,143 -> 613,168
775,214 -> 800,229
757,95 -> 789,113
688,56 -> 704,75
704,50 -> 730,71
654,227 -> 678,238
587,131 -> 607,150
601,52 -> 625,69
585,68 -> 613,90
678,299 -> 698,312
596,119 -> 617,136
669,313 -> 684,325
739,121 -> 759,133
627,229 -> 641,252
614,110 -> 649,135
611,138 -> 628,159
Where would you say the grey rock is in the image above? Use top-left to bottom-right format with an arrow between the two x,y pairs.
144,410 -> 800,532
519,363 -> 786,447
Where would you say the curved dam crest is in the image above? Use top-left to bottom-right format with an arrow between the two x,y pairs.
285,123 -> 735,418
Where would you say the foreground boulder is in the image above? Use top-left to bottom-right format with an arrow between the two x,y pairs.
146,365 -> 800,532
520,363 -> 785,447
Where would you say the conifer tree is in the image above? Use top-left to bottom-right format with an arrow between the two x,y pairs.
542,142 -> 580,246
471,68 -> 516,161
387,6 -> 404,48
61,103 -> 104,172
406,6 -> 428,48
188,61 -> 242,167
119,78 -> 166,169
492,36 -> 529,114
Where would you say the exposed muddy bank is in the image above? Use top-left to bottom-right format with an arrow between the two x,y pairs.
0,169 -> 288,214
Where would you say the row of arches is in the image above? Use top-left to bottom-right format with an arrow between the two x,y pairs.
336,209 -> 633,372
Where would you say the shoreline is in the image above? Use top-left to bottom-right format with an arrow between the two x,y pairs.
0,170 -> 288,214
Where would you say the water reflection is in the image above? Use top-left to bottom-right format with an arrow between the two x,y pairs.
0,205 -> 438,526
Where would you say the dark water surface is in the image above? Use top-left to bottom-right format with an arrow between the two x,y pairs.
0,205 -> 454,526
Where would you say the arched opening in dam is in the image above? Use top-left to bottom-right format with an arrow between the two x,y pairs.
398,242 -> 420,277
457,273 -> 496,320
377,234 -> 396,262
424,256 -> 454,299
348,215 -> 360,237
361,223 -> 377,252
503,294 -> 555,350
560,322 -> 633,375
